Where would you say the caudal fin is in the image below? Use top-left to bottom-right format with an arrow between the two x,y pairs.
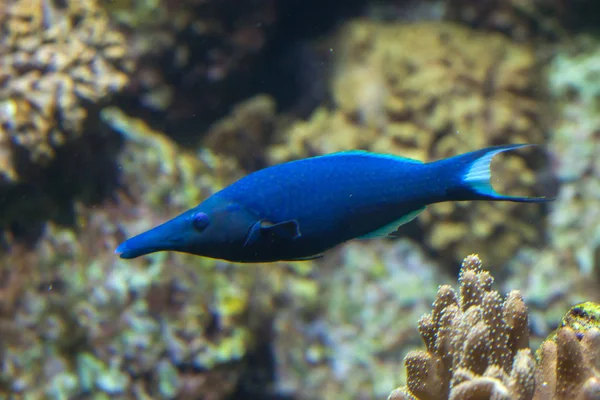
453,144 -> 554,203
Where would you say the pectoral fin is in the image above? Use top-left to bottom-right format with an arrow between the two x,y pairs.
244,219 -> 301,247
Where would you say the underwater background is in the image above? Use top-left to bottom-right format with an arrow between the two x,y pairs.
1,0 -> 600,399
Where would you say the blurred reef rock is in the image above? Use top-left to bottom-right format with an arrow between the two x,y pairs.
389,254 -> 600,400
373,0 -> 600,41
444,0 -> 565,41
545,35 -> 600,278
104,0 -> 277,142
269,20 -> 552,267
203,95 -> 277,172
272,239 -> 447,399
0,0 -> 133,182
1,0 -> 600,399
501,247 -> 598,349
0,109 -> 318,399
0,0 -> 278,248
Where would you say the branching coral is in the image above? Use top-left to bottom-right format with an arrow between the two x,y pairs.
269,21 -> 551,267
0,0 -> 133,182
389,254 -> 534,399
535,302 -> 600,400
388,254 -> 600,400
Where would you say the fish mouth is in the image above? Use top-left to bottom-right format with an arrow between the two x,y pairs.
115,241 -> 162,259
115,214 -> 190,259
116,234 -> 187,259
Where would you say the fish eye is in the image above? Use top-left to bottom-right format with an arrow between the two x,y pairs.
192,212 -> 210,232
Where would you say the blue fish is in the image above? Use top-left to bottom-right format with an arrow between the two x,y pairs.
116,144 -> 553,262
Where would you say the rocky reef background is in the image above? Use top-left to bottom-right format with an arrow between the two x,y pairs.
1,0 -> 600,399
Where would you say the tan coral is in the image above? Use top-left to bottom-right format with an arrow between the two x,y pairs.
535,302 -> 600,400
388,254 -> 535,399
535,327 -> 600,400
269,21 -> 550,267
389,255 -> 600,400
0,0 -> 133,182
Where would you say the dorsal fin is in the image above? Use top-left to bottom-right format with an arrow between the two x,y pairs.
313,150 -> 424,164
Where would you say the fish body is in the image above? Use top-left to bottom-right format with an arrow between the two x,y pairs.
116,144 -> 553,262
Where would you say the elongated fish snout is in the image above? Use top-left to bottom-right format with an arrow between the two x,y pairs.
115,235 -> 164,259
115,216 -> 190,259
